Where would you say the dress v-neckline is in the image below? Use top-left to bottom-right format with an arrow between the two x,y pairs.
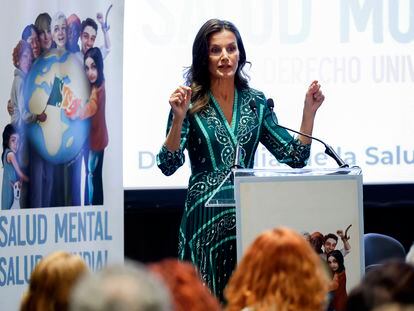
210,89 -> 238,132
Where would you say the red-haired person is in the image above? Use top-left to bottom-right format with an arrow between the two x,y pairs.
148,258 -> 222,311
224,227 -> 329,311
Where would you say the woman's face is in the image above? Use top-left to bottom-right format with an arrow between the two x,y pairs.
327,255 -> 339,272
52,18 -> 67,49
9,133 -> 20,153
208,30 -> 240,81
85,56 -> 97,84
39,28 -> 52,51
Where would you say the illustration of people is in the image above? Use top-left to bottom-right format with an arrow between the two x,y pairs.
80,13 -> 111,59
66,47 -> 108,205
77,10 -> 111,205
4,8 -> 112,208
327,250 -> 348,311
8,40 -> 44,208
2,124 -> 29,210
66,14 -> 81,53
51,12 -> 67,53
21,24 -> 40,59
322,229 -> 351,261
310,231 -> 325,255
9,40 -> 37,129
35,13 -> 53,55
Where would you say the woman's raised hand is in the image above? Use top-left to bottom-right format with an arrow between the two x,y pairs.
304,80 -> 325,117
169,86 -> 192,122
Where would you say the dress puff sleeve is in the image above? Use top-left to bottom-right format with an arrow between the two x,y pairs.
156,109 -> 190,176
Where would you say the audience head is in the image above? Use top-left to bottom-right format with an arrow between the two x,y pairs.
345,260 -> 414,311
406,243 -> 414,265
224,227 -> 329,311
373,304 -> 414,311
20,251 -> 88,311
70,261 -> 172,311
148,258 -> 221,311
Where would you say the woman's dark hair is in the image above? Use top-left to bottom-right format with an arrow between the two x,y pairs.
185,19 -> 250,114
84,47 -> 104,87
2,124 -> 17,165
327,249 -> 345,273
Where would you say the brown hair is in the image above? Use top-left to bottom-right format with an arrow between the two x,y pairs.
185,19 -> 249,114
148,258 -> 222,311
20,251 -> 88,311
225,227 -> 329,311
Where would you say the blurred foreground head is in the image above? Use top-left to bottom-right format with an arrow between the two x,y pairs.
70,261 -> 172,311
20,251 -> 88,311
225,227 -> 329,311
346,260 -> 414,311
148,258 -> 222,311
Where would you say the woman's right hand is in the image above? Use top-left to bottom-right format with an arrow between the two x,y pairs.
169,86 -> 192,122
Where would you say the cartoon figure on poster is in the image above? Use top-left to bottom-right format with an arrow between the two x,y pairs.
305,224 -> 352,311
1,124 -> 29,210
66,47 -> 108,206
327,250 -> 348,311
2,5 -> 112,209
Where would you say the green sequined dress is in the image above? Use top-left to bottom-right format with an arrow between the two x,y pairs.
157,88 -> 310,301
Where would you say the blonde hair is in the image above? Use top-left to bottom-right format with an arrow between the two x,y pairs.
20,251 -> 88,311
225,227 -> 329,311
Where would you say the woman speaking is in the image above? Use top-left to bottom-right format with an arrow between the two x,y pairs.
157,18 -> 325,301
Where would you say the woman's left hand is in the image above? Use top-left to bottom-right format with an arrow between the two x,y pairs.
304,80 -> 325,117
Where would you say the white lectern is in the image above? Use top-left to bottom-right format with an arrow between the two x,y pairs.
206,167 -> 363,291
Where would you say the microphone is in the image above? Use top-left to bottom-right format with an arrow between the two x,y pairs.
232,99 -> 259,169
249,99 -> 258,118
266,98 -> 349,168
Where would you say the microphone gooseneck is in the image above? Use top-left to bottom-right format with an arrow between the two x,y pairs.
266,98 -> 349,168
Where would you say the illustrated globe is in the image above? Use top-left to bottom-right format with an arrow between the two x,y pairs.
24,49 -> 90,164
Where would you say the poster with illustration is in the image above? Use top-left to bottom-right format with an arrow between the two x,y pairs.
235,171 -> 364,309
0,1 -> 124,309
